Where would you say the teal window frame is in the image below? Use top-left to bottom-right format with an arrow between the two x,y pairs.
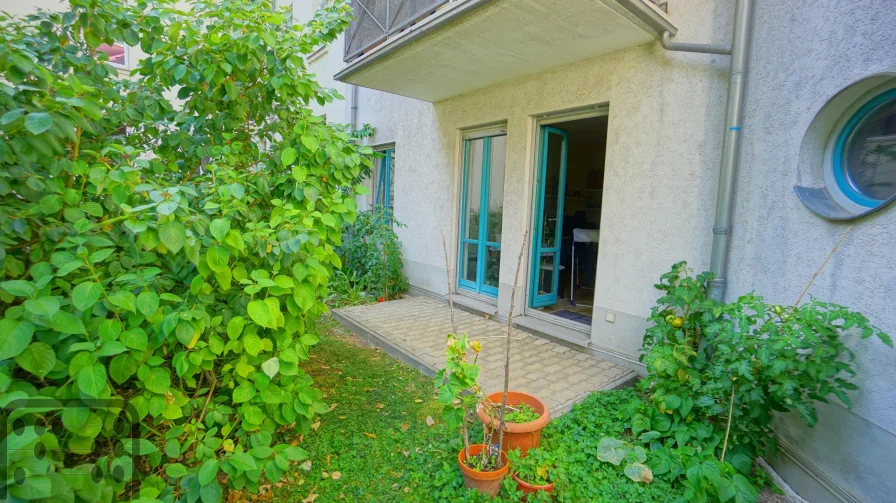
832,88 -> 896,207
374,148 -> 394,210
457,135 -> 504,298
529,126 -> 569,308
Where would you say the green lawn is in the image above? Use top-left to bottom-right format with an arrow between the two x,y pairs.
275,317 -> 686,503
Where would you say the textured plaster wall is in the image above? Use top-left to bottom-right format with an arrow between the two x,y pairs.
348,0 -> 896,500
725,1 -> 896,501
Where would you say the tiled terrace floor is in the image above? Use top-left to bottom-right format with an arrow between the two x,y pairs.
333,296 -> 638,415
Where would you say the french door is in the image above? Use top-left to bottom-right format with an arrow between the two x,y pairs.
458,134 -> 506,298
530,126 -> 569,307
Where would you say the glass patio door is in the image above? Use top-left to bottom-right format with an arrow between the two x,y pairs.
458,134 -> 506,298
530,126 -> 568,307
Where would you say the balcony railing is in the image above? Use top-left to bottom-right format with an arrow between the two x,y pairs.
343,0 -> 450,62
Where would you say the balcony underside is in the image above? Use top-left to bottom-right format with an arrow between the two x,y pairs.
335,0 -> 676,102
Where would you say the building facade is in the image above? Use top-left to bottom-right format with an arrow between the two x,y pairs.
300,0 -> 896,501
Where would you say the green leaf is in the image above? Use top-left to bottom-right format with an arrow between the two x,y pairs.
50,310 -> 87,334
40,194 -> 63,214
173,64 -> 187,81
137,291 -> 160,318
0,320 -> 34,360
108,290 -> 137,313
143,367 -> 171,394
232,382 -> 256,403
123,438 -> 158,456
24,112 -> 52,134
596,437 -> 627,466
122,329 -> 149,351
206,246 -> 230,273
229,452 -> 257,471
159,221 -> 186,253
1,280 -> 37,297
15,342 -> 57,378
72,281 -> 103,312
210,218 -> 231,241
262,357 -> 280,378
78,364 -> 107,397
227,316 -> 246,340
166,463 -> 188,478
280,147 -> 297,166
247,300 -> 273,329
24,296 -> 60,318
199,459 -> 219,486
109,354 -> 136,384
624,462 -> 653,483
200,480 -> 223,503
62,406 -> 90,433
301,134 -> 319,152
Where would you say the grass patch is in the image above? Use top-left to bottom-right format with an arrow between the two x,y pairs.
275,317 -> 685,502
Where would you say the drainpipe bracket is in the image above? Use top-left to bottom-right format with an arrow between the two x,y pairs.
712,226 -> 731,235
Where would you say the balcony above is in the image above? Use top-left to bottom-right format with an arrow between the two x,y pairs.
335,0 -> 676,102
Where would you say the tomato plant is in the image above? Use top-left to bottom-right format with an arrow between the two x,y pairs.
0,0 -> 372,501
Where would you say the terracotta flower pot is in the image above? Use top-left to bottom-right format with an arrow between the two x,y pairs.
457,444 -> 509,496
477,391 -> 550,453
512,471 -> 555,498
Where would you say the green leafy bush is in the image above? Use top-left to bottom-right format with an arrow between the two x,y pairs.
0,0 -> 372,501
338,207 -> 408,301
635,262 -> 892,502
507,447 -> 554,486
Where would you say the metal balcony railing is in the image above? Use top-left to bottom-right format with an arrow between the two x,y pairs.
343,0 -> 450,62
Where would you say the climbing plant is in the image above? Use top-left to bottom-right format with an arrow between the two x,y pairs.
0,0 -> 371,501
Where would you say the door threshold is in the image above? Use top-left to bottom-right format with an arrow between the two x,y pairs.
513,315 -> 590,349
451,293 -> 499,317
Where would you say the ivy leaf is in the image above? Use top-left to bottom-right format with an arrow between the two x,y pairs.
72,282 -> 103,312
137,291 -> 160,318
24,297 -> 60,318
50,311 -> 87,334
210,218 -> 231,241
78,364 -> 107,397
159,221 -> 186,253
24,112 -> 52,134
15,342 -> 57,378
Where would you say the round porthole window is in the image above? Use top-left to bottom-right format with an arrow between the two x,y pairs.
833,88 -> 896,207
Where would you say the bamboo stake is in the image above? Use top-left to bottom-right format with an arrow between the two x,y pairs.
496,231 -> 528,456
792,224 -> 854,308
440,230 -> 467,459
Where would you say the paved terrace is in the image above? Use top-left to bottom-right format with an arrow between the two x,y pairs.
333,296 -> 639,415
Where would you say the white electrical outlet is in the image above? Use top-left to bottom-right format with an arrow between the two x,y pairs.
605,311 -> 616,323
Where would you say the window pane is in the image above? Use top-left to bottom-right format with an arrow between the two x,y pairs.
461,243 -> 478,283
97,43 -> 126,66
536,252 -> 557,295
486,135 -> 506,243
464,139 -> 484,240
846,99 -> 896,201
388,150 -> 395,211
541,132 -> 564,248
484,246 -> 501,288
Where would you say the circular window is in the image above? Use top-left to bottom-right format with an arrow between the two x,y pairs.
833,88 -> 896,207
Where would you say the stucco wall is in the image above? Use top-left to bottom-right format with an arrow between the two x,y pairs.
348,0 -> 896,501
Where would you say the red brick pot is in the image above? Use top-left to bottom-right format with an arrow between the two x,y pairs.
512,471 -> 555,498
477,391 -> 550,453
458,444 -> 509,496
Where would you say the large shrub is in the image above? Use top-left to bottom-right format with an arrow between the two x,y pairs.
0,0 -> 372,501
634,262 -> 891,502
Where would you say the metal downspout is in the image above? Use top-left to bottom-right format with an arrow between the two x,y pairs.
350,84 -> 359,130
660,0 -> 755,301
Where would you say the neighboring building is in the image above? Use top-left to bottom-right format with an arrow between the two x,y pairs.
300,0 -> 896,501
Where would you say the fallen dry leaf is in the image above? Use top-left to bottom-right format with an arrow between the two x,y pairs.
338,416 -> 346,419
329,403 -> 338,411
375,403 -> 385,410
413,399 -> 423,403
321,472 -> 329,479
299,460 -> 313,472
331,471 -> 342,480
402,451 -> 410,457
404,487 -> 411,493
400,423 -> 410,432
311,421 -> 321,431
364,432 -> 377,439
425,416 -> 435,426
301,492 -> 318,503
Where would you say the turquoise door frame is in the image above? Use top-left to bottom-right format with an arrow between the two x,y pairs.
374,148 -> 394,208
529,126 -> 569,308
458,136 -> 502,298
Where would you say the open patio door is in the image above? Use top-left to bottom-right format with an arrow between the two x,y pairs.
530,126 -> 568,307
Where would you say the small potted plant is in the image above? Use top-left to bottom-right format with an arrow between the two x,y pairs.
508,447 -> 556,498
478,391 -> 550,452
436,333 -> 508,496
